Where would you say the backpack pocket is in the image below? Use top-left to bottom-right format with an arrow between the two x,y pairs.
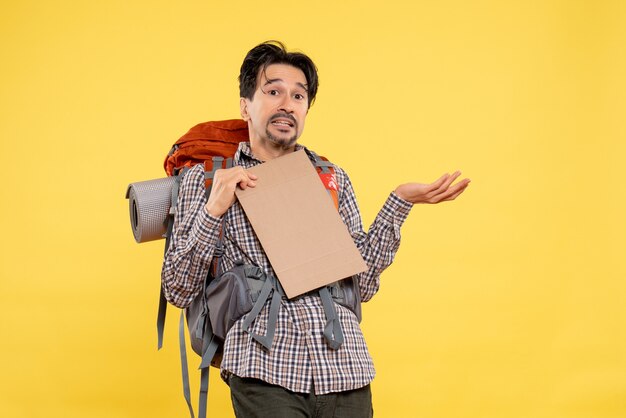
205,262 -> 267,340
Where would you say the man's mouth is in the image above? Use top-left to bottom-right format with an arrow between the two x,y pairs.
270,114 -> 296,129
272,120 -> 293,126
271,120 -> 294,128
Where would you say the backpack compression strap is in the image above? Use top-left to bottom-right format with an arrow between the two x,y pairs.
319,287 -> 344,350
177,306 -> 219,418
203,156 -> 233,192
178,311 -> 196,418
240,274 -> 283,350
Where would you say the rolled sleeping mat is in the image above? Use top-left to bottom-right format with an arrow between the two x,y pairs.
126,177 -> 176,243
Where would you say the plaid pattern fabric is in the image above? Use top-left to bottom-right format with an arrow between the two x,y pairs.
161,142 -> 412,395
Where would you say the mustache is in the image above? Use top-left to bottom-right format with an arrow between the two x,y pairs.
269,113 -> 297,125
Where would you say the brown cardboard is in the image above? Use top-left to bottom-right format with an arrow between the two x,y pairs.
235,150 -> 367,298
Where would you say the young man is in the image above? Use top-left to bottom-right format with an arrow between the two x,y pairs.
162,41 -> 469,417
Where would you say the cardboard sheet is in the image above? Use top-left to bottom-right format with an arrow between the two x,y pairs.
235,150 -> 367,298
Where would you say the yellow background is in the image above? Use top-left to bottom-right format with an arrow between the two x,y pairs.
1,1 -> 625,417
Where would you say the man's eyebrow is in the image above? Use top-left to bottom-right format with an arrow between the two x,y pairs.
263,78 -> 308,92
263,78 -> 282,86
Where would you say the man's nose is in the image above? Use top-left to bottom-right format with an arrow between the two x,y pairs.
277,95 -> 295,113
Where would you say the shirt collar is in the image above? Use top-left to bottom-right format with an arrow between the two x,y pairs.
235,141 -> 314,165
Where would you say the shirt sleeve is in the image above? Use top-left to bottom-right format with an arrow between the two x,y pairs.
335,166 -> 413,302
161,165 -> 222,308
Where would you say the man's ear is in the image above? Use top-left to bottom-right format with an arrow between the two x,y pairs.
240,98 -> 249,121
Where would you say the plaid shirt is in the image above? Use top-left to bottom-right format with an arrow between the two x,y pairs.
161,142 -> 412,395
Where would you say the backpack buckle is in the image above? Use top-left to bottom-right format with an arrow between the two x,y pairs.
213,243 -> 224,257
328,282 -> 343,299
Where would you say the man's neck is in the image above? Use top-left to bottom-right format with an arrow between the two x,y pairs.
249,138 -> 297,162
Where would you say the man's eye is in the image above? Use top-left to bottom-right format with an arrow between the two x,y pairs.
269,90 -> 279,95
294,94 -> 305,100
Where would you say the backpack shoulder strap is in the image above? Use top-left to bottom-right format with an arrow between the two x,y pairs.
203,156 -> 234,198
312,154 -> 339,210
311,154 -> 363,348
313,154 -> 334,173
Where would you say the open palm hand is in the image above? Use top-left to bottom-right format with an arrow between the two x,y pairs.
395,171 -> 470,204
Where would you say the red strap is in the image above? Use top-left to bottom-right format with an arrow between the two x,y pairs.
317,167 -> 339,211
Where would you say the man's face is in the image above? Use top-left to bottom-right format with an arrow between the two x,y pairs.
240,63 -> 309,149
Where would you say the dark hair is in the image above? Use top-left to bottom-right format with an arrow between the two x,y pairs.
239,41 -> 319,108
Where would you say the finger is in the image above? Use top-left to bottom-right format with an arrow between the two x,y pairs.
434,171 -> 461,196
245,171 -> 257,187
428,173 -> 450,192
240,170 -> 257,187
430,179 -> 466,202
440,180 -> 470,202
237,179 -> 251,190
425,172 -> 457,200
442,186 -> 467,202
237,173 -> 257,190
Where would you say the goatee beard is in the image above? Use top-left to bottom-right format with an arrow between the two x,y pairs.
265,113 -> 299,148
265,127 -> 298,148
